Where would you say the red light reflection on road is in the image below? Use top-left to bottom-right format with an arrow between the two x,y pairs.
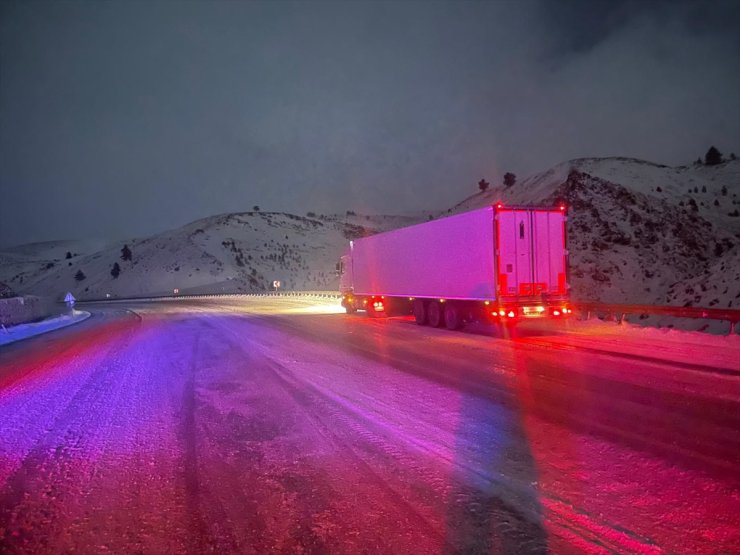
0,319 -> 133,393
506,335 -> 739,554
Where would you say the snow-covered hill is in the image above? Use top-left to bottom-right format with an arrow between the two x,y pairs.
452,157 -> 739,309
0,212 -> 417,300
1,157 -> 737,309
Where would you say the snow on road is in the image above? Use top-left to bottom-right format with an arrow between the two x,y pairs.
0,296 -> 738,553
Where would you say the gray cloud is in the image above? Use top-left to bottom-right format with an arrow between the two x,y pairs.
1,0 -> 738,247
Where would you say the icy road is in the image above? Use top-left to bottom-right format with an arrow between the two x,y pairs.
0,296 -> 738,554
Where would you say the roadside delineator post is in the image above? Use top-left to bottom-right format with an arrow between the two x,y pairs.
64,292 -> 76,314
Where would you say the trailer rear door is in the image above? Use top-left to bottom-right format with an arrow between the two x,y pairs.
496,207 -> 567,298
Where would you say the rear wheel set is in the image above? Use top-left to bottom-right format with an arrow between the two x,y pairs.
443,303 -> 463,330
414,300 -> 464,330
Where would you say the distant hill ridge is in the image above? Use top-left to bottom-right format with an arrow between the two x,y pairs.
1,157 -> 738,311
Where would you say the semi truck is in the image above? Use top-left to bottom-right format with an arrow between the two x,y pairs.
337,204 -> 571,329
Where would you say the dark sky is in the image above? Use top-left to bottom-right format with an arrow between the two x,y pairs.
1,0 -> 739,247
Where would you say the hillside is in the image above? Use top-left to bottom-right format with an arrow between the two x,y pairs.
0,212 -> 416,300
452,157 -> 739,309
1,157 -> 737,310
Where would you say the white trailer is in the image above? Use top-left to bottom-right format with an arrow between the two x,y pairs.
338,204 -> 571,329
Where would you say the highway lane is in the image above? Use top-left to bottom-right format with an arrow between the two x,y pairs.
0,297 -> 738,554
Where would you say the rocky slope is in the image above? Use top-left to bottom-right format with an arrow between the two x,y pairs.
451,157 -> 739,309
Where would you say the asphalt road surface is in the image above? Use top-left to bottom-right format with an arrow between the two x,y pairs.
0,296 -> 738,554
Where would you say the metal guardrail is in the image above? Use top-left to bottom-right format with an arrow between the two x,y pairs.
572,302 -> 740,334
78,293 -> 739,334
78,291 -> 342,304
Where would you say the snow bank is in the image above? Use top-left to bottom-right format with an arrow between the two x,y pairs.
0,309 -> 91,346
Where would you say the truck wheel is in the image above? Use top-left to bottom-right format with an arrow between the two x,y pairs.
444,303 -> 463,330
427,301 -> 443,328
413,300 -> 427,325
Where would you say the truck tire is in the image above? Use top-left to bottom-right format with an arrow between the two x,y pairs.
427,301 -> 443,328
413,300 -> 427,325
444,303 -> 463,330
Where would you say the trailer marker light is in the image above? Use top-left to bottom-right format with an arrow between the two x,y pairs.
507,311 -> 515,318
484,301 -> 490,305
499,310 -> 506,316
553,310 -> 561,316
559,204 -> 566,211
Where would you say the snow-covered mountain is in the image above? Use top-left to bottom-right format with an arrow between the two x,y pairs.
1,157 -> 738,309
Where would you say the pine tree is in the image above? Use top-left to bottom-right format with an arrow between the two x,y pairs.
705,146 -> 723,165
503,172 -> 516,187
478,179 -> 490,192
111,262 -> 121,279
121,244 -> 132,261
65,251 -> 72,259
75,269 -> 86,281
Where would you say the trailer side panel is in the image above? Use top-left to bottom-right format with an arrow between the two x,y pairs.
351,207 -> 496,300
